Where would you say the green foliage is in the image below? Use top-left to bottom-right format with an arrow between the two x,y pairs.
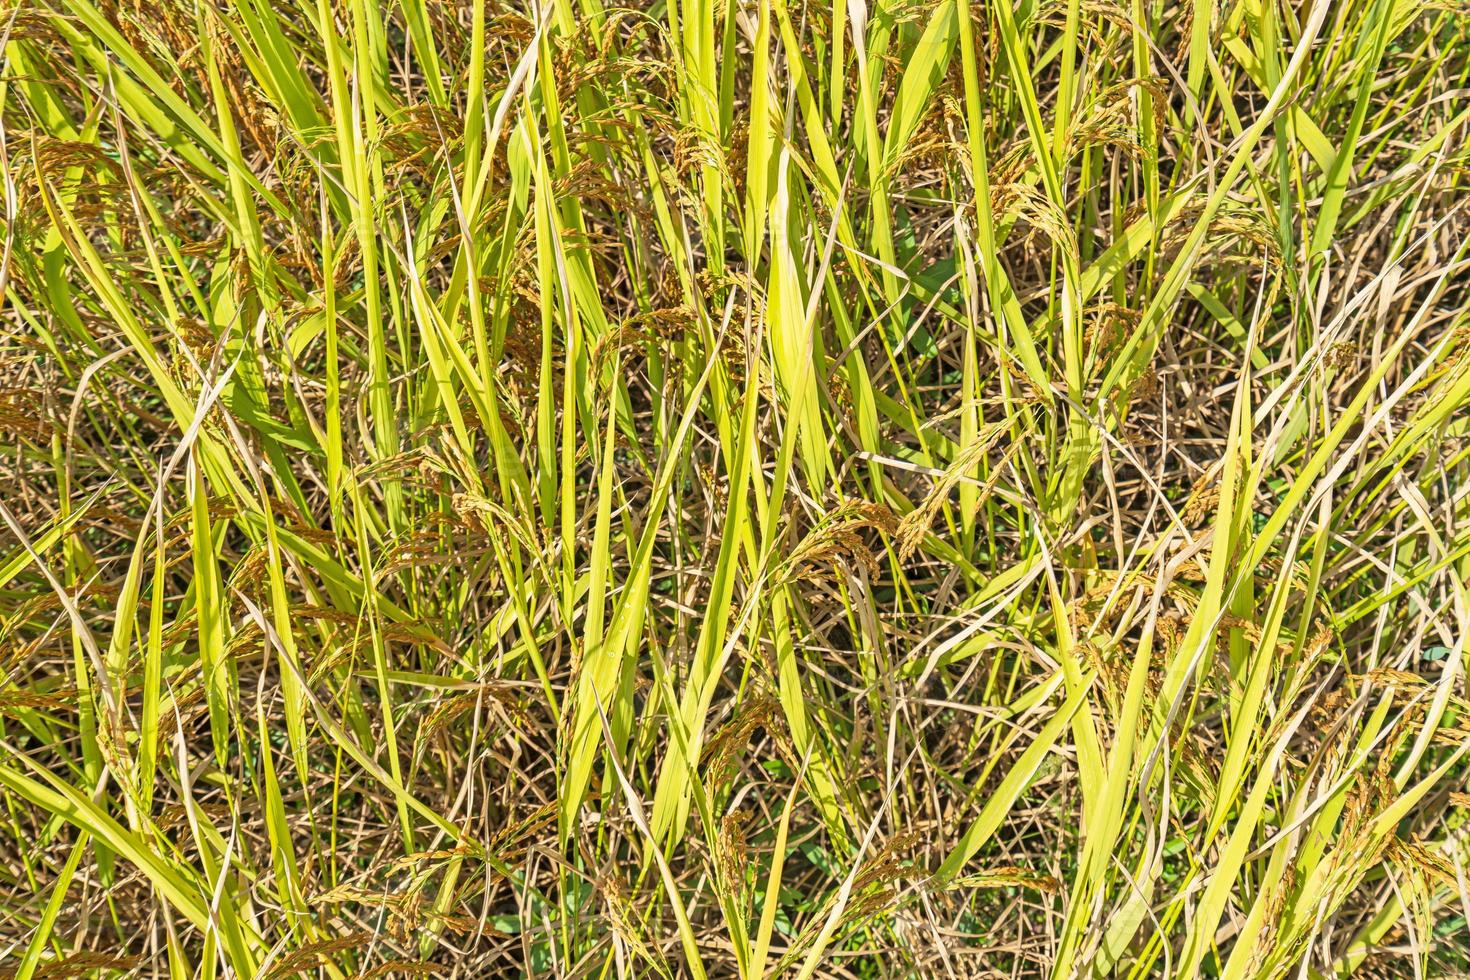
0,0 -> 1468,975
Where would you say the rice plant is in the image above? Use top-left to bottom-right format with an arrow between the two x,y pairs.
0,0 -> 1468,975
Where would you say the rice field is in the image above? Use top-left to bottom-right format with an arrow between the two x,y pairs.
0,0 -> 1468,975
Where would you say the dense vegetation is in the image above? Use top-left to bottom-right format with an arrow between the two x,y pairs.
1,0 -> 1468,975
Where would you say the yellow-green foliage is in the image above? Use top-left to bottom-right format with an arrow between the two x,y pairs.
0,0 -> 1468,976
